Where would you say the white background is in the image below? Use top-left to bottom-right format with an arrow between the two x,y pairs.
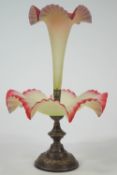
0,0 -> 117,174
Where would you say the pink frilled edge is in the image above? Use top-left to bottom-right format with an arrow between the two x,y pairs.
6,89 -> 108,123
29,4 -> 92,25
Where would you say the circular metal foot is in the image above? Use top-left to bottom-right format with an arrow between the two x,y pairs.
34,148 -> 79,172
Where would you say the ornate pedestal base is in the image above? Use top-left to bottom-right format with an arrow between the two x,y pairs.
34,146 -> 78,172
34,116 -> 79,172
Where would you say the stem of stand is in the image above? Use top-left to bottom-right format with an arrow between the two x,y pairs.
53,89 -> 61,101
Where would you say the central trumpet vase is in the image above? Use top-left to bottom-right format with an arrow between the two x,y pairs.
34,116 -> 79,172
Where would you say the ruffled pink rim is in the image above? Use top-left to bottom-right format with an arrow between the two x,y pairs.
6,89 -> 108,123
68,5 -> 92,23
6,90 -> 31,119
87,90 -> 108,112
68,93 -> 108,122
29,4 -> 92,25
